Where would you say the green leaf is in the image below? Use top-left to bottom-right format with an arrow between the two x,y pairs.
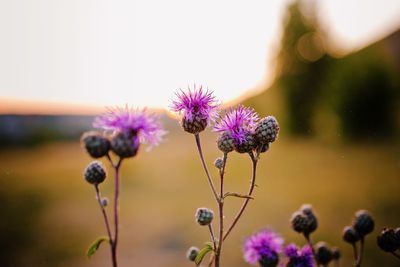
194,243 -> 214,265
86,236 -> 109,258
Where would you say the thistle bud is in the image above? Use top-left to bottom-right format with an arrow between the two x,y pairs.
110,131 -> 140,158
331,247 -> 341,261
377,227 -> 399,252
214,157 -> 224,169
186,246 -> 199,261
255,116 -> 279,144
217,131 -> 235,153
353,210 -> 374,237
234,131 -> 256,154
315,242 -> 333,265
84,161 -> 107,185
195,207 -> 214,226
343,226 -> 360,244
290,211 -> 309,234
182,114 -> 208,134
81,131 -> 110,158
300,204 -> 318,234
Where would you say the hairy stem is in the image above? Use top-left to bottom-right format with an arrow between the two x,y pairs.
194,134 -> 219,202
223,152 -> 257,241
208,224 -> 217,251
214,153 -> 227,267
94,184 -> 114,266
304,234 -> 319,267
356,237 -> 364,267
112,158 -> 122,267
352,243 -> 359,267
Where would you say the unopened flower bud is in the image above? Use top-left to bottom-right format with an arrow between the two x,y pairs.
255,116 -> 279,144
81,131 -> 110,158
214,157 -> 224,169
110,131 -> 140,158
195,207 -> 214,226
300,204 -> 318,234
217,131 -> 235,153
315,242 -> 333,265
101,197 -> 109,207
331,247 -> 341,261
84,161 -> 107,185
182,114 -> 208,134
343,226 -> 360,244
234,131 -> 256,154
290,211 -> 309,234
353,210 -> 374,237
186,246 -> 199,261
377,227 -> 399,252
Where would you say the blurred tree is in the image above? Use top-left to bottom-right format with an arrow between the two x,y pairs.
327,49 -> 399,140
275,0 -> 331,136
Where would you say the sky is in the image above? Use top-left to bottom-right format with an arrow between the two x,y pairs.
0,0 -> 400,113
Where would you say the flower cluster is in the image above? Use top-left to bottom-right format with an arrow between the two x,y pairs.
81,106 -> 165,266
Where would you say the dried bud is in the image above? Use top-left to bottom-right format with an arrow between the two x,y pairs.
315,242 -> 333,265
290,211 -> 309,233
84,161 -> 107,185
186,246 -> 199,261
234,131 -> 256,154
81,131 -> 110,158
110,131 -> 140,158
101,197 -> 109,207
331,247 -> 341,260
182,114 -> 207,134
195,207 -> 214,226
377,227 -> 399,252
255,116 -> 279,144
343,226 -> 360,244
214,157 -> 224,169
217,131 -> 235,153
353,210 -> 374,237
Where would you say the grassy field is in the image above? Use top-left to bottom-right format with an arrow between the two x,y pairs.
0,124 -> 399,267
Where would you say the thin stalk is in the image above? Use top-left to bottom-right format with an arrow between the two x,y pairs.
304,234 -> 319,267
111,158 -> 122,267
194,134 -> 219,202
223,152 -> 257,241
391,251 -> 400,260
352,243 -> 359,267
94,184 -> 114,266
356,237 -> 364,267
215,153 -> 227,267
208,224 -> 217,251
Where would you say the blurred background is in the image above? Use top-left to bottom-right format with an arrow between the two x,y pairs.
0,0 -> 399,266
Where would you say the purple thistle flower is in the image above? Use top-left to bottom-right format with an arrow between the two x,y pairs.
93,106 -> 166,148
284,244 -> 314,267
170,85 -> 219,122
214,105 -> 259,145
243,229 -> 284,267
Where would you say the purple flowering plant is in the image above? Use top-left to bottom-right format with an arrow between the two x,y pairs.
170,85 -> 280,267
81,106 -> 166,267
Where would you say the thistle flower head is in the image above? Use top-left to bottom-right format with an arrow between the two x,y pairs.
93,106 -> 166,149
284,244 -> 314,267
243,229 -> 283,266
214,105 -> 259,145
170,85 -> 219,123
